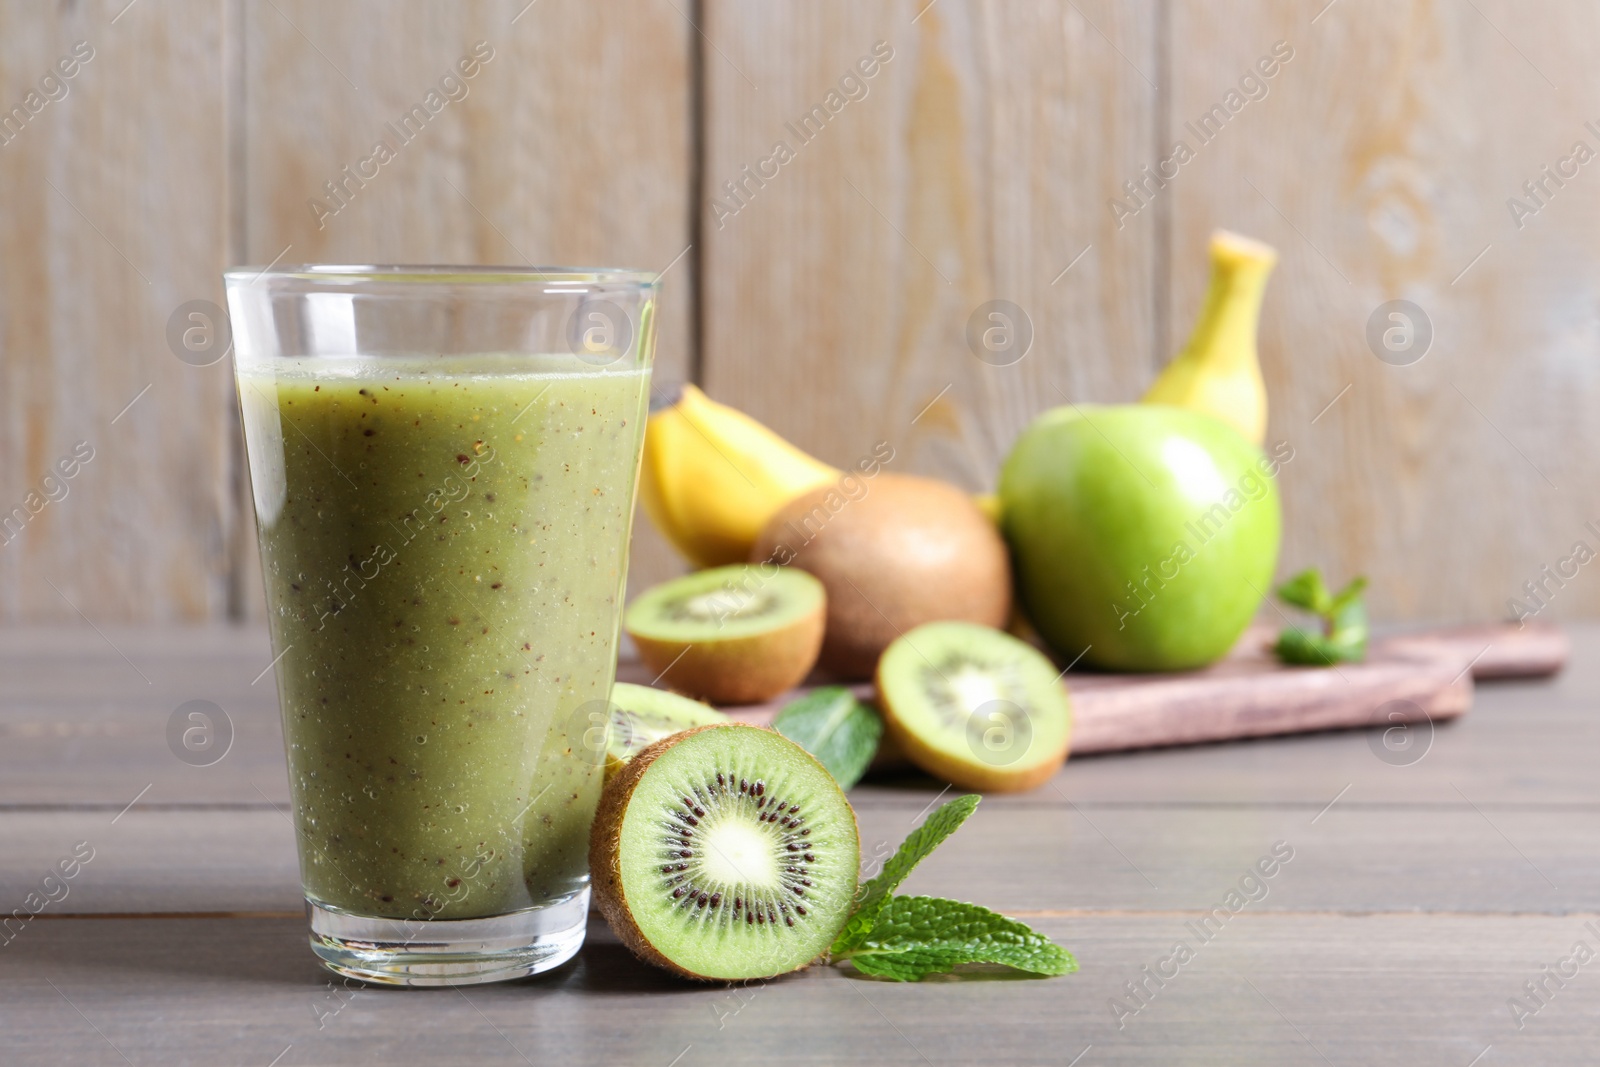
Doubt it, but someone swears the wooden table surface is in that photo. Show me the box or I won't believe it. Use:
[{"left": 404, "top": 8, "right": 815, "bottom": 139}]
[{"left": 1, "top": 623, "right": 1595, "bottom": 1066}]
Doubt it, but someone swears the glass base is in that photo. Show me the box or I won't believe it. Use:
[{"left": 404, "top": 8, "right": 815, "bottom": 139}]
[{"left": 307, "top": 888, "right": 589, "bottom": 986}]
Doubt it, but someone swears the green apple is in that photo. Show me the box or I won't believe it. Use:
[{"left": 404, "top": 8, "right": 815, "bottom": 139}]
[{"left": 998, "top": 404, "right": 1285, "bottom": 671}]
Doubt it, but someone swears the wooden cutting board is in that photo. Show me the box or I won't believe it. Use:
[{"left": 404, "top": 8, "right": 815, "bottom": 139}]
[{"left": 617, "top": 622, "right": 1568, "bottom": 757}]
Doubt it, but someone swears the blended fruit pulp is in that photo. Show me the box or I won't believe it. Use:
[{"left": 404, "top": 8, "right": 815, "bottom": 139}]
[{"left": 239, "top": 355, "right": 649, "bottom": 920}]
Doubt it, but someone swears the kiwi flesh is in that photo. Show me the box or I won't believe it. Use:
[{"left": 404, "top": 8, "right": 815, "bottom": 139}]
[
  {"left": 589, "top": 723, "right": 860, "bottom": 981},
  {"left": 876, "top": 621, "right": 1071, "bottom": 793},
  {"left": 603, "top": 683, "right": 727, "bottom": 781},
  {"left": 624, "top": 565, "right": 826, "bottom": 705}
]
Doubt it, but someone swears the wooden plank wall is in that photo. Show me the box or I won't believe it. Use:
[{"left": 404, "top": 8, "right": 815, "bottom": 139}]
[
  {"left": 1, "top": 0, "right": 1594, "bottom": 624},
  {"left": 1161, "top": 0, "right": 1600, "bottom": 622},
  {"left": 0, "top": 0, "right": 234, "bottom": 622},
  {"left": 702, "top": 0, "right": 1600, "bottom": 625},
  {"left": 699, "top": 0, "right": 1160, "bottom": 499}
]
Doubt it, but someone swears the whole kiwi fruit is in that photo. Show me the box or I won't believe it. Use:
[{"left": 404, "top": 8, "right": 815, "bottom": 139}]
[{"left": 750, "top": 473, "right": 1011, "bottom": 678}]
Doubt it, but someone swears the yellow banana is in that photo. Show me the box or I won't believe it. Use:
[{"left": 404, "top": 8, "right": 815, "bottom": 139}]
[
  {"left": 1143, "top": 229, "right": 1277, "bottom": 445},
  {"left": 638, "top": 384, "right": 839, "bottom": 567}
]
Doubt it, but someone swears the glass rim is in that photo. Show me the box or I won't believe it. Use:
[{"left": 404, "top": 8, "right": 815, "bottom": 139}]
[{"left": 222, "top": 264, "right": 660, "bottom": 290}]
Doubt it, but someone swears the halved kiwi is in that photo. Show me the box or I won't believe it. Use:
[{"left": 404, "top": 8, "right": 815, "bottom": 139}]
[
  {"left": 604, "top": 683, "right": 727, "bottom": 780},
  {"left": 589, "top": 723, "right": 860, "bottom": 981},
  {"left": 876, "top": 621, "right": 1071, "bottom": 793},
  {"left": 624, "top": 565, "right": 826, "bottom": 705}
]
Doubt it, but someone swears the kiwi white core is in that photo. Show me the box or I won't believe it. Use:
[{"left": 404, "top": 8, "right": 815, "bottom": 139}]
[
  {"left": 677, "top": 586, "right": 774, "bottom": 623},
  {"left": 698, "top": 818, "right": 778, "bottom": 886},
  {"left": 947, "top": 666, "right": 1008, "bottom": 718}
]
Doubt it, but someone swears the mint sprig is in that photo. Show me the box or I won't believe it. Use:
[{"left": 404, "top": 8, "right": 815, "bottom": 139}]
[
  {"left": 844, "top": 897, "right": 1075, "bottom": 981},
  {"left": 1272, "top": 568, "right": 1368, "bottom": 666},
  {"left": 833, "top": 794, "right": 980, "bottom": 953},
  {"left": 773, "top": 688, "right": 882, "bottom": 790},
  {"left": 830, "top": 795, "right": 1076, "bottom": 981}
]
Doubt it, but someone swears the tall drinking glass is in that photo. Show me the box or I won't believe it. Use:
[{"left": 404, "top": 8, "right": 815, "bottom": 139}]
[{"left": 225, "top": 266, "right": 657, "bottom": 985}]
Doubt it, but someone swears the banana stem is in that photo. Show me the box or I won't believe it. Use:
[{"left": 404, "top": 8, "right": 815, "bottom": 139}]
[{"left": 1178, "top": 231, "right": 1277, "bottom": 374}]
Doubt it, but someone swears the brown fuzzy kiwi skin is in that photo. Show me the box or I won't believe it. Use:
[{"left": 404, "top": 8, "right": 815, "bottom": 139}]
[
  {"left": 751, "top": 474, "right": 1012, "bottom": 679},
  {"left": 873, "top": 659, "right": 1070, "bottom": 794},
  {"left": 629, "top": 600, "right": 824, "bottom": 705},
  {"left": 587, "top": 722, "right": 861, "bottom": 982}
]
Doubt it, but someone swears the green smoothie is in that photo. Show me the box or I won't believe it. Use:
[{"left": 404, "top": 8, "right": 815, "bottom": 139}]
[{"left": 239, "top": 354, "right": 649, "bottom": 921}]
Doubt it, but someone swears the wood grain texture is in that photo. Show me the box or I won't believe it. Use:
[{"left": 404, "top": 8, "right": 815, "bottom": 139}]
[
  {"left": 716, "top": 622, "right": 1567, "bottom": 755},
  {"left": 1164, "top": 0, "right": 1600, "bottom": 624},
  {"left": 3, "top": 914, "right": 1600, "bottom": 1065},
  {"left": 0, "top": 0, "right": 234, "bottom": 623},
  {"left": 10, "top": 800, "right": 1600, "bottom": 917},
  {"left": 0, "top": 622, "right": 1594, "bottom": 806},
  {"left": 3, "top": 3, "right": 1600, "bottom": 626},
  {"left": 1383, "top": 620, "right": 1570, "bottom": 678},
  {"left": 4, "top": 624, "right": 1600, "bottom": 1061},
  {"left": 1065, "top": 642, "right": 1472, "bottom": 753},
  {"left": 234, "top": 0, "right": 695, "bottom": 612},
  {"left": 698, "top": 0, "right": 1161, "bottom": 492}
]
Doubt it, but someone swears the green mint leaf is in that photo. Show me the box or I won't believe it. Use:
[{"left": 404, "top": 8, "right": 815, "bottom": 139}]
[
  {"left": 1274, "top": 626, "right": 1363, "bottom": 666},
  {"left": 1276, "top": 569, "right": 1331, "bottom": 614},
  {"left": 1273, "top": 570, "right": 1369, "bottom": 666},
  {"left": 831, "top": 794, "right": 980, "bottom": 955},
  {"left": 1329, "top": 599, "right": 1368, "bottom": 656},
  {"left": 838, "top": 896, "right": 1076, "bottom": 981},
  {"left": 1327, "top": 579, "right": 1369, "bottom": 654},
  {"left": 1274, "top": 627, "right": 1340, "bottom": 666},
  {"left": 773, "top": 687, "right": 883, "bottom": 791},
  {"left": 1328, "top": 576, "right": 1369, "bottom": 618}
]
